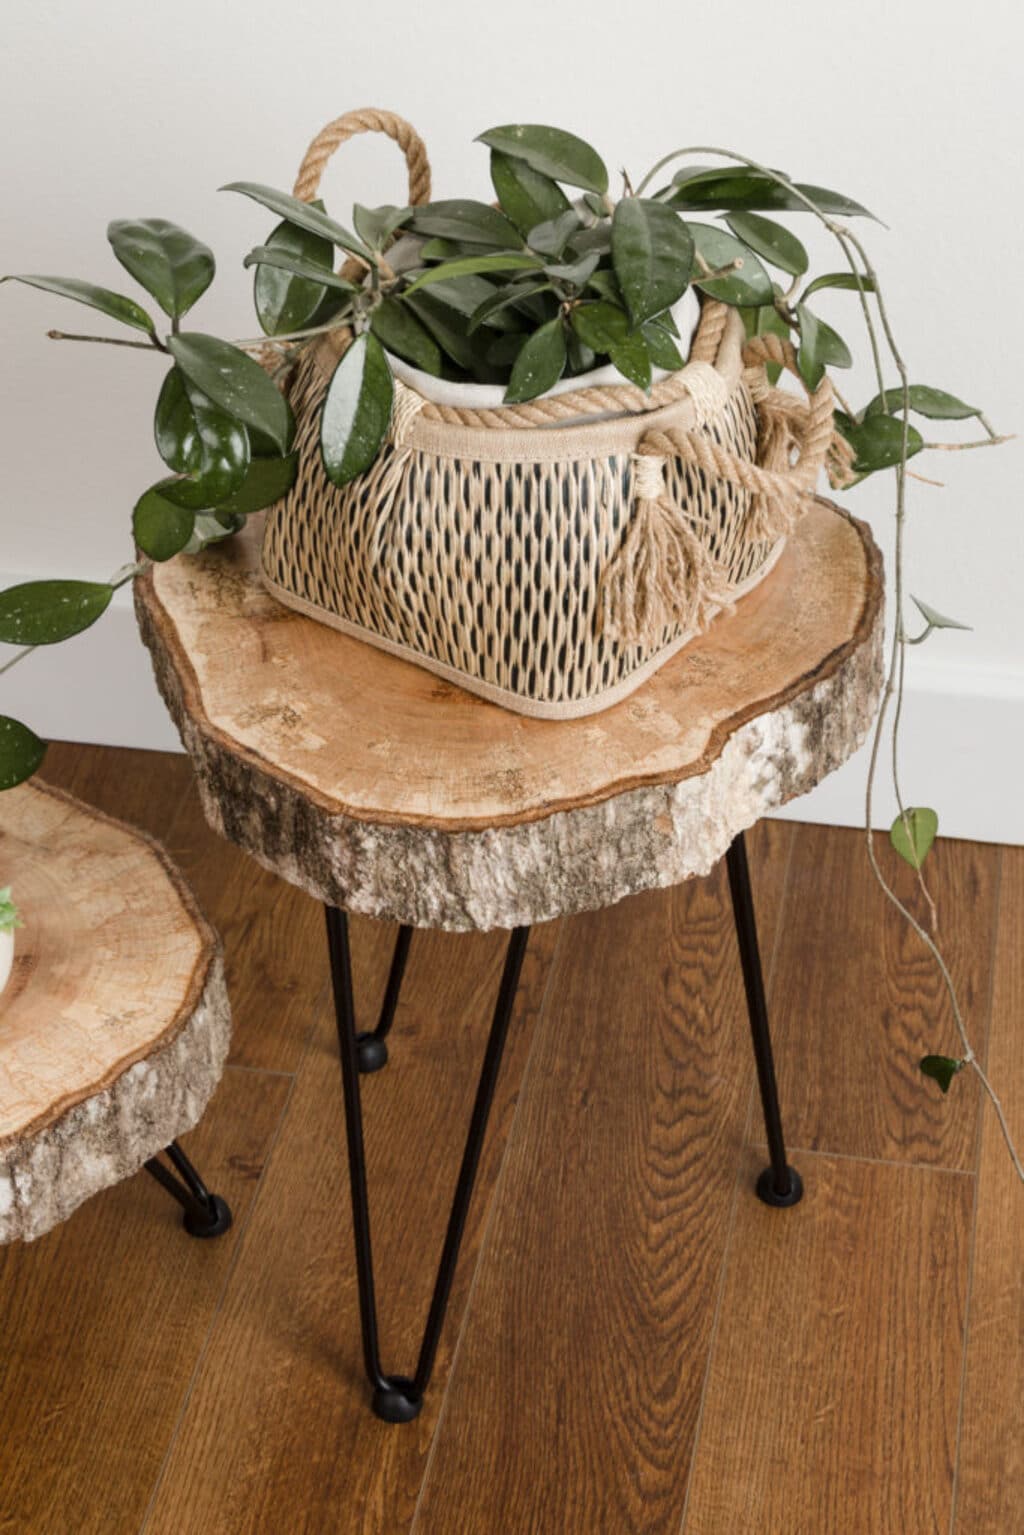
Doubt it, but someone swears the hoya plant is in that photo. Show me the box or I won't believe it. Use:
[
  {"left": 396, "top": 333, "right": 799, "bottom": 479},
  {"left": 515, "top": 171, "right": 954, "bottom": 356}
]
[{"left": 0, "top": 123, "right": 1013, "bottom": 1170}]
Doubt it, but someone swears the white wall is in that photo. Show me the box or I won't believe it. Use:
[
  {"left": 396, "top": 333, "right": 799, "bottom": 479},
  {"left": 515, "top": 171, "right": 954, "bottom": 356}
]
[{"left": 1, "top": 0, "right": 1021, "bottom": 838}]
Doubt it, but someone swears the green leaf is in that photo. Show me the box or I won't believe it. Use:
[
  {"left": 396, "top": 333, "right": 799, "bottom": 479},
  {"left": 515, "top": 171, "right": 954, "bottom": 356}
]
[
  {"left": 221, "top": 183, "right": 372, "bottom": 262},
  {"left": 489, "top": 150, "right": 570, "bottom": 236},
  {"left": 0, "top": 716, "right": 46, "bottom": 791},
  {"left": 408, "top": 200, "right": 522, "bottom": 249},
  {"left": 920, "top": 1055, "right": 963, "bottom": 1094},
  {"left": 476, "top": 125, "right": 609, "bottom": 196},
  {"left": 247, "top": 209, "right": 339, "bottom": 337},
  {"left": 834, "top": 410, "right": 924, "bottom": 473},
  {"left": 411, "top": 274, "right": 523, "bottom": 331},
  {"left": 687, "top": 224, "right": 774, "bottom": 306},
  {"left": 642, "top": 322, "right": 684, "bottom": 371},
  {"left": 107, "top": 219, "right": 214, "bottom": 320},
  {"left": 352, "top": 203, "right": 412, "bottom": 250},
  {"left": 910, "top": 596, "right": 972, "bottom": 634},
  {"left": 724, "top": 211, "right": 808, "bottom": 277},
  {"left": 467, "top": 281, "right": 553, "bottom": 334},
  {"left": 801, "top": 271, "right": 877, "bottom": 300},
  {"left": 569, "top": 222, "right": 612, "bottom": 257},
  {"left": 211, "top": 452, "right": 298, "bottom": 517},
  {"left": 668, "top": 169, "right": 876, "bottom": 220},
  {"left": 154, "top": 367, "right": 250, "bottom": 503},
  {"left": 609, "top": 329, "right": 651, "bottom": 391},
  {"left": 1, "top": 274, "right": 155, "bottom": 335},
  {"left": 863, "top": 385, "right": 980, "bottom": 421},
  {"left": 586, "top": 268, "right": 624, "bottom": 305},
  {"left": 168, "top": 333, "right": 293, "bottom": 456},
  {"left": 0, "top": 580, "right": 112, "bottom": 645},
  {"left": 611, "top": 197, "right": 693, "bottom": 326},
  {"left": 741, "top": 301, "right": 790, "bottom": 384},
  {"left": 403, "top": 251, "right": 542, "bottom": 295},
  {"left": 133, "top": 484, "right": 196, "bottom": 560},
  {"left": 570, "top": 300, "right": 631, "bottom": 355},
  {"left": 371, "top": 297, "right": 443, "bottom": 374},
  {"left": 504, "top": 318, "right": 567, "bottom": 403},
  {"left": 543, "top": 252, "right": 600, "bottom": 286},
  {"left": 526, "top": 210, "right": 582, "bottom": 258},
  {"left": 890, "top": 807, "right": 939, "bottom": 870},
  {"left": 796, "top": 304, "right": 827, "bottom": 389},
  {"left": 320, "top": 333, "right": 393, "bottom": 486}
]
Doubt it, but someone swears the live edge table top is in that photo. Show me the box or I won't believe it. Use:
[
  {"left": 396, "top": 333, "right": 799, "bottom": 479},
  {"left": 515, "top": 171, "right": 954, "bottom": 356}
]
[{"left": 135, "top": 499, "right": 883, "bottom": 932}]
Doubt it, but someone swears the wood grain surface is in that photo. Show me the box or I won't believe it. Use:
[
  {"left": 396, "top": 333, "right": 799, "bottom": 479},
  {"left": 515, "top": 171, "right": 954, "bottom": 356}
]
[
  {"left": 0, "top": 743, "right": 1010, "bottom": 1535},
  {"left": 136, "top": 499, "right": 881, "bottom": 830}
]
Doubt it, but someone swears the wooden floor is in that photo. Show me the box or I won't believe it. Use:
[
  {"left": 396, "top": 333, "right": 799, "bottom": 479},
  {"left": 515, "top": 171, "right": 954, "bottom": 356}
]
[{"left": 1, "top": 742, "right": 1019, "bottom": 1534}]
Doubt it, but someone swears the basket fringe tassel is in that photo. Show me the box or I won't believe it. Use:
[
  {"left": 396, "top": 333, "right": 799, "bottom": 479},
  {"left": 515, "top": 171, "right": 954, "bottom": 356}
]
[{"left": 600, "top": 453, "right": 734, "bottom": 646}]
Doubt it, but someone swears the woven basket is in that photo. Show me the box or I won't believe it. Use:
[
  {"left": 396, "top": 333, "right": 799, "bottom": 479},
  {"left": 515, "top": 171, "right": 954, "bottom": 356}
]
[{"left": 261, "top": 110, "right": 844, "bottom": 720}]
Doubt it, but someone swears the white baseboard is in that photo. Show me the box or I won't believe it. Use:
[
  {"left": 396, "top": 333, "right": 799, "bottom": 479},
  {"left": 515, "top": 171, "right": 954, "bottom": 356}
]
[{"left": 2, "top": 582, "right": 1020, "bottom": 846}]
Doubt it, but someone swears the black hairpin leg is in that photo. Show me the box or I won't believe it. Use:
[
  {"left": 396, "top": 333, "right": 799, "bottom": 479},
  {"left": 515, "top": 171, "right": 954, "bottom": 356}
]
[
  {"left": 143, "top": 1140, "right": 233, "bottom": 1237},
  {"left": 726, "top": 831, "right": 803, "bottom": 1207},
  {"left": 325, "top": 906, "right": 530, "bottom": 1423},
  {"left": 354, "top": 924, "right": 413, "bottom": 1074}
]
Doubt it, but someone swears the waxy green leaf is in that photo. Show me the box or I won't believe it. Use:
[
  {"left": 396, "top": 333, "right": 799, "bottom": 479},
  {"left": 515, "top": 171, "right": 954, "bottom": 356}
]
[
  {"left": 910, "top": 595, "right": 971, "bottom": 634},
  {"left": 919, "top": 1055, "right": 963, "bottom": 1094},
  {"left": 0, "top": 716, "right": 46, "bottom": 791},
  {"left": 211, "top": 452, "right": 298, "bottom": 518},
  {"left": 796, "top": 304, "right": 827, "bottom": 389},
  {"left": 477, "top": 125, "right": 609, "bottom": 196},
  {"left": 834, "top": 410, "right": 924, "bottom": 472},
  {"left": 608, "top": 329, "right": 651, "bottom": 391},
  {"left": 570, "top": 300, "right": 631, "bottom": 355},
  {"left": 864, "top": 385, "right": 979, "bottom": 421},
  {"left": 222, "top": 183, "right": 372, "bottom": 262},
  {"left": 168, "top": 332, "right": 293, "bottom": 455},
  {"left": 527, "top": 210, "right": 583, "bottom": 258},
  {"left": 133, "top": 484, "right": 196, "bottom": 561},
  {"left": 154, "top": 367, "right": 250, "bottom": 505},
  {"left": 504, "top": 317, "right": 567, "bottom": 403},
  {"left": 725, "top": 211, "right": 808, "bottom": 277},
  {"left": 668, "top": 169, "right": 876, "bottom": 220},
  {"left": 612, "top": 198, "right": 693, "bottom": 325},
  {"left": 107, "top": 218, "right": 214, "bottom": 319},
  {"left": 467, "top": 281, "right": 553, "bottom": 334},
  {"left": 543, "top": 252, "right": 600, "bottom": 286},
  {"left": 687, "top": 223, "right": 773, "bottom": 306},
  {"left": 408, "top": 200, "right": 522, "bottom": 249},
  {"left": 641, "top": 322, "right": 684, "bottom": 371},
  {"left": 0, "top": 580, "right": 112, "bottom": 646},
  {"left": 890, "top": 806, "right": 938, "bottom": 870},
  {"left": 321, "top": 333, "right": 393, "bottom": 486},
  {"left": 490, "top": 150, "right": 570, "bottom": 236},
  {"left": 353, "top": 204, "right": 413, "bottom": 250},
  {"left": 247, "top": 208, "right": 338, "bottom": 336},
  {"left": 1, "top": 274, "right": 155, "bottom": 335},
  {"left": 403, "top": 251, "right": 542, "bottom": 295},
  {"left": 371, "top": 297, "right": 443, "bottom": 374},
  {"left": 801, "top": 271, "right": 877, "bottom": 300}
]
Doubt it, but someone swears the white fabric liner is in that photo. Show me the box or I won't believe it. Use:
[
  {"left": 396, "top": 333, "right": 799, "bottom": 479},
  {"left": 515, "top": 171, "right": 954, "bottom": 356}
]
[{"left": 386, "top": 288, "right": 703, "bottom": 410}]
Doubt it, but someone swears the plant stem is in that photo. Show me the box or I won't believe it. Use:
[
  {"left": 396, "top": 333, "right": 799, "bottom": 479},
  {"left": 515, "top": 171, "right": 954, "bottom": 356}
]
[{"left": 47, "top": 329, "right": 164, "bottom": 352}]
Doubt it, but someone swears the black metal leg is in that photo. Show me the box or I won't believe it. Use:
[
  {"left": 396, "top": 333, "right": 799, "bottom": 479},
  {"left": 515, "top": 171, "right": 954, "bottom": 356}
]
[
  {"left": 325, "top": 907, "right": 530, "bottom": 1423},
  {"left": 143, "top": 1140, "right": 233, "bottom": 1237},
  {"left": 354, "top": 924, "right": 413, "bottom": 1074},
  {"left": 725, "top": 832, "right": 803, "bottom": 1208}
]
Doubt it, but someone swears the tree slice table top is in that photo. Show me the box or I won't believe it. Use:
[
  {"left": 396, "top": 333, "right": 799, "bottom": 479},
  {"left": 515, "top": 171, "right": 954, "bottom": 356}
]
[
  {"left": 0, "top": 780, "right": 230, "bottom": 1243},
  {"left": 136, "top": 499, "right": 883, "bottom": 931}
]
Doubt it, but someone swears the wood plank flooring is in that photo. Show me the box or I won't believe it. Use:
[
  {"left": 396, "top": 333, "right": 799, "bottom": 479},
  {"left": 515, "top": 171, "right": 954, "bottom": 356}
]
[{"left": 0, "top": 742, "right": 1017, "bottom": 1533}]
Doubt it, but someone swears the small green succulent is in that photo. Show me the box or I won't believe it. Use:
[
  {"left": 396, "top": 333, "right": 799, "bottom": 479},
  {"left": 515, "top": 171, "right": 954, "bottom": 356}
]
[{"left": 0, "top": 887, "right": 21, "bottom": 934}]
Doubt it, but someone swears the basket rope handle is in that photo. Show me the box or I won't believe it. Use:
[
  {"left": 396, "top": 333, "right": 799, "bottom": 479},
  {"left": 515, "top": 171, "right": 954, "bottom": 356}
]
[{"left": 293, "top": 108, "right": 432, "bottom": 206}]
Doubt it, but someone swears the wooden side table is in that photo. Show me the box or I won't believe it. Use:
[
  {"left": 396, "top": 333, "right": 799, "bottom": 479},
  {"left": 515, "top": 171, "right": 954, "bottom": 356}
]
[
  {"left": 136, "top": 497, "right": 883, "bottom": 1422},
  {"left": 0, "top": 780, "right": 233, "bottom": 1244}
]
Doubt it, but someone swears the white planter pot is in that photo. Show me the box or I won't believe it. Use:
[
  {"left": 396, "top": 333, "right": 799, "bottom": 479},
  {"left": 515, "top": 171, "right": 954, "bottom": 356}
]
[{"left": 0, "top": 929, "right": 13, "bottom": 996}]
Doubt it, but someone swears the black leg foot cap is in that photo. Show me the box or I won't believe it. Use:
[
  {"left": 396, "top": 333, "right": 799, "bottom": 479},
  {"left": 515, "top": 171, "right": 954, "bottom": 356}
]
[
  {"left": 756, "top": 1166, "right": 804, "bottom": 1208},
  {"left": 372, "top": 1377, "right": 422, "bottom": 1424},
  {"left": 356, "top": 1033, "right": 389, "bottom": 1074},
  {"left": 183, "top": 1194, "right": 234, "bottom": 1238}
]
